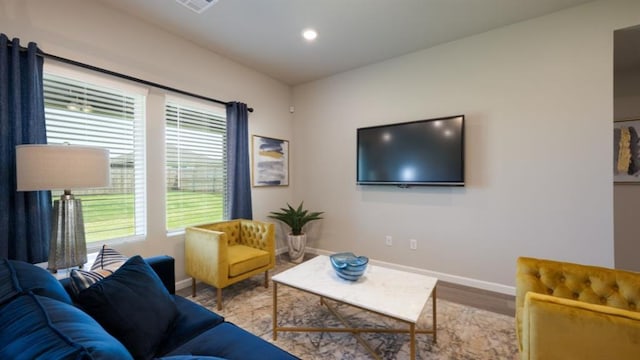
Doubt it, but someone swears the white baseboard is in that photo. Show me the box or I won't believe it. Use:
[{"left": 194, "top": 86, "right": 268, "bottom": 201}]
[
  {"left": 306, "top": 247, "right": 516, "bottom": 296},
  {"left": 176, "top": 278, "right": 192, "bottom": 291},
  {"left": 175, "top": 246, "right": 515, "bottom": 296}
]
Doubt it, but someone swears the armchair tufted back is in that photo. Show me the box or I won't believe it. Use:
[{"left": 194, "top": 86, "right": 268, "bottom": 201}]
[
  {"left": 238, "top": 219, "right": 273, "bottom": 251},
  {"left": 195, "top": 219, "right": 273, "bottom": 249},
  {"left": 516, "top": 257, "right": 640, "bottom": 348}
]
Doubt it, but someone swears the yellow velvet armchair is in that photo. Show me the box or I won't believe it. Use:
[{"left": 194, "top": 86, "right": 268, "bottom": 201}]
[
  {"left": 185, "top": 219, "right": 275, "bottom": 310},
  {"left": 516, "top": 257, "right": 640, "bottom": 360}
]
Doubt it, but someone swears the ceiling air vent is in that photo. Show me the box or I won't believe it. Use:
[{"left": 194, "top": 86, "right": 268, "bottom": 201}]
[{"left": 176, "top": 0, "right": 219, "bottom": 14}]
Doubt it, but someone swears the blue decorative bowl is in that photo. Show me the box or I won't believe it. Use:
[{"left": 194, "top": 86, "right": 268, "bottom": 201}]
[{"left": 330, "top": 252, "right": 369, "bottom": 281}]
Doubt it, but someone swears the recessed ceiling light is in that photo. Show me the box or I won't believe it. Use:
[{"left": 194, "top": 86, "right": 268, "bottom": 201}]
[{"left": 302, "top": 29, "right": 318, "bottom": 41}]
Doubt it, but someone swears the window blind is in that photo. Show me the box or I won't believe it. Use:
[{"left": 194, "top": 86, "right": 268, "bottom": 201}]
[
  {"left": 165, "top": 100, "right": 226, "bottom": 231},
  {"left": 43, "top": 73, "right": 146, "bottom": 243}
]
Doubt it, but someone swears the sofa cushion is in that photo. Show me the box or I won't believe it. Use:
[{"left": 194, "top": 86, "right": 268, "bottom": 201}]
[
  {"left": 76, "top": 255, "right": 178, "bottom": 360},
  {"left": 69, "top": 268, "right": 114, "bottom": 296},
  {"left": 155, "top": 296, "right": 225, "bottom": 356},
  {"left": 0, "top": 258, "right": 71, "bottom": 306},
  {"left": 0, "top": 293, "right": 132, "bottom": 360},
  {"left": 146, "top": 255, "right": 176, "bottom": 294},
  {"left": 92, "top": 244, "right": 128, "bottom": 271},
  {"left": 156, "top": 356, "right": 227, "bottom": 360},
  {"left": 165, "top": 322, "right": 299, "bottom": 360},
  {"left": 227, "top": 245, "right": 270, "bottom": 277},
  {"left": 68, "top": 245, "right": 129, "bottom": 296}
]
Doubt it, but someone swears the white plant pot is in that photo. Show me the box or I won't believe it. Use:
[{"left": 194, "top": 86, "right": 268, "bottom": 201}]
[{"left": 287, "top": 233, "right": 307, "bottom": 263}]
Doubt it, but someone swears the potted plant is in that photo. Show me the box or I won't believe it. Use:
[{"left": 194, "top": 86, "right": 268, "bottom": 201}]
[{"left": 268, "top": 202, "right": 323, "bottom": 263}]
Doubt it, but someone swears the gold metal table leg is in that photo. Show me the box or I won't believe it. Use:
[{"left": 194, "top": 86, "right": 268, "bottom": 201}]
[
  {"left": 271, "top": 282, "right": 438, "bottom": 358},
  {"left": 410, "top": 323, "right": 416, "bottom": 360},
  {"left": 322, "top": 300, "right": 381, "bottom": 360},
  {"left": 433, "top": 286, "right": 437, "bottom": 343},
  {"left": 273, "top": 281, "right": 278, "bottom": 340}
]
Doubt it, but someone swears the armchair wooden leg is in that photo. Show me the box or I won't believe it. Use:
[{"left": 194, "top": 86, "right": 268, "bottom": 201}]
[
  {"left": 264, "top": 270, "right": 269, "bottom": 288},
  {"left": 217, "top": 287, "right": 223, "bottom": 311},
  {"left": 191, "top": 278, "right": 196, "bottom": 297}
]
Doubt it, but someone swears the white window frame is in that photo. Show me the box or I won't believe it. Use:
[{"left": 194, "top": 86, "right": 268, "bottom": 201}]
[
  {"left": 164, "top": 94, "right": 227, "bottom": 234},
  {"left": 43, "top": 62, "right": 148, "bottom": 249}
]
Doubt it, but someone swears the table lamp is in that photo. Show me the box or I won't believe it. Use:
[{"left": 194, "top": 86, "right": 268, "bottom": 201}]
[{"left": 16, "top": 144, "right": 110, "bottom": 272}]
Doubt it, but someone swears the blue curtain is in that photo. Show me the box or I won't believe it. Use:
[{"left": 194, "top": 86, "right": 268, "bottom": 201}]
[
  {"left": 225, "top": 101, "right": 252, "bottom": 219},
  {"left": 0, "top": 34, "right": 51, "bottom": 263}
]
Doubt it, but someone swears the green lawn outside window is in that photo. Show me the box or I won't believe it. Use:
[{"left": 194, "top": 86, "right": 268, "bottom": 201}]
[{"left": 79, "top": 191, "right": 223, "bottom": 242}]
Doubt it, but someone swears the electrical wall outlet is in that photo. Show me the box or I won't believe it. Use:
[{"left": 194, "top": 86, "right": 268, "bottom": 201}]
[
  {"left": 410, "top": 239, "right": 417, "bottom": 250},
  {"left": 385, "top": 235, "right": 393, "bottom": 246}
]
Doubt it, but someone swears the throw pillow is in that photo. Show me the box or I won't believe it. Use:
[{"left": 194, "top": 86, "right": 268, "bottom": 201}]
[
  {"left": 157, "top": 356, "right": 227, "bottom": 360},
  {"left": 0, "top": 258, "right": 72, "bottom": 306},
  {"left": 69, "top": 268, "right": 114, "bottom": 296},
  {"left": 69, "top": 245, "right": 128, "bottom": 296},
  {"left": 92, "top": 244, "right": 128, "bottom": 271},
  {"left": 0, "top": 293, "right": 133, "bottom": 360},
  {"left": 76, "top": 255, "right": 178, "bottom": 360}
]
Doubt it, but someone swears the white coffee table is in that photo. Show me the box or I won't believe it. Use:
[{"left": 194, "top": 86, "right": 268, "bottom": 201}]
[{"left": 272, "top": 255, "right": 438, "bottom": 360}]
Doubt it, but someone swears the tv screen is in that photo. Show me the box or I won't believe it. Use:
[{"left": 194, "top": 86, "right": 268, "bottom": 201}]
[{"left": 357, "top": 115, "right": 464, "bottom": 186}]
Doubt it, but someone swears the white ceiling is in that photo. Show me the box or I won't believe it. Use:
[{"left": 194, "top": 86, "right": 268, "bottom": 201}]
[{"left": 96, "top": 0, "right": 596, "bottom": 85}]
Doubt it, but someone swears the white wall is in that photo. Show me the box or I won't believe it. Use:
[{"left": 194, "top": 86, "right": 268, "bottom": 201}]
[
  {"left": 0, "top": 0, "right": 294, "bottom": 281},
  {"left": 292, "top": 0, "right": 640, "bottom": 292},
  {"left": 4, "top": 0, "right": 639, "bottom": 293}
]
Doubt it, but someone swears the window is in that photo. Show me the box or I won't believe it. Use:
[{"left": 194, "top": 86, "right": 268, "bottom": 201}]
[
  {"left": 43, "top": 69, "right": 146, "bottom": 243},
  {"left": 165, "top": 99, "right": 226, "bottom": 231}
]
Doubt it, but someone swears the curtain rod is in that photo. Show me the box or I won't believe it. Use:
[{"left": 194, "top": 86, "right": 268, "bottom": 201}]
[
  {"left": 44, "top": 53, "right": 254, "bottom": 113},
  {"left": 8, "top": 42, "right": 253, "bottom": 112}
]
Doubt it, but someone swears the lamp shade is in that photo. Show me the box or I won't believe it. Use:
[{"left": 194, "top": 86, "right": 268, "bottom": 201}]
[{"left": 16, "top": 144, "right": 111, "bottom": 191}]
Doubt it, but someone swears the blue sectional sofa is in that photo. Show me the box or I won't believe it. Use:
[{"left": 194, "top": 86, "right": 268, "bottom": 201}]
[{"left": 0, "top": 255, "right": 298, "bottom": 360}]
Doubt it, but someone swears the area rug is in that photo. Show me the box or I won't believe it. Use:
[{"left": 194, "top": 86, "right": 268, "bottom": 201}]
[{"left": 183, "top": 258, "right": 520, "bottom": 359}]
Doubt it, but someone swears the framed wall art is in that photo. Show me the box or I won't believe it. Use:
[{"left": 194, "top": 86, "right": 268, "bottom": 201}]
[
  {"left": 251, "top": 135, "right": 289, "bottom": 187},
  {"left": 614, "top": 119, "right": 640, "bottom": 183}
]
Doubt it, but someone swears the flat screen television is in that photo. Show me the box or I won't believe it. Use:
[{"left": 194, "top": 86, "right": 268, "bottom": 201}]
[{"left": 357, "top": 115, "right": 464, "bottom": 186}]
